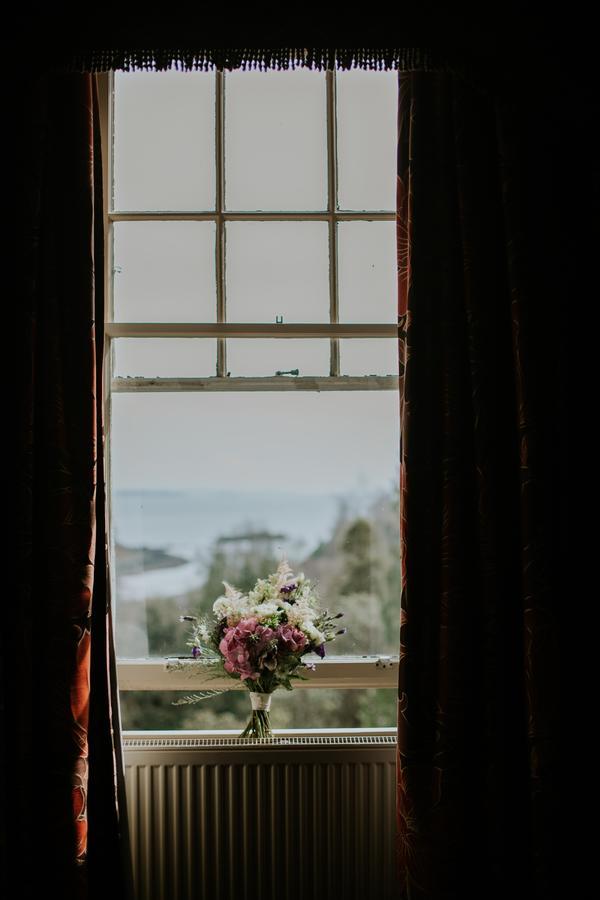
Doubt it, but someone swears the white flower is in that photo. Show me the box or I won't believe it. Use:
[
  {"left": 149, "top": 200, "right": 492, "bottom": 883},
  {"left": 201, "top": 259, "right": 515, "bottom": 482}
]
[
  {"left": 212, "top": 581, "right": 251, "bottom": 620},
  {"left": 213, "top": 598, "right": 232, "bottom": 619},
  {"left": 296, "top": 599, "right": 317, "bottom": 618},
  {"left": 223, "top": 581, "right": 244, "bottom": 601},
  {"left": 301, "top": 621, "right": 326, "bottom": 645},
  {"left": 213, "top": 592, "right": 249, "bottom": 621},
  {"left": 248, "top": 578, "right": 277, "bottom": 605},
  {"left": 276, "top": 558, "right": 294, "bottom": 581},
  {"left": 285, "top": 607, "right": 303, "bottom": 626},
  {"left": 253, "top": 601, "right": 280, "bottom": 621}
]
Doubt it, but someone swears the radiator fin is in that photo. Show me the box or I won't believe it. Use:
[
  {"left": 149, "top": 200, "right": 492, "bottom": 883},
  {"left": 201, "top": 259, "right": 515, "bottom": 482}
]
[{"left": 124, "top": 740, "right": 398, "bottom": 900}]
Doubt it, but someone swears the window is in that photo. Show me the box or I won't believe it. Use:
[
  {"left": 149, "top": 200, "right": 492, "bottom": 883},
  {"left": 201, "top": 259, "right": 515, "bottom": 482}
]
[{"left": 99, "top": 65, "right": 401, "bottom": 732}]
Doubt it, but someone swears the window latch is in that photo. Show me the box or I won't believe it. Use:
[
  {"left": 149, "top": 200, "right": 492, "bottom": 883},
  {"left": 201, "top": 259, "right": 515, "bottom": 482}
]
[
  {"left": 276, "top": 368, "right": 299, "bottom": 377},
  {"left": 375, "top": 656, "right": 393, "bottom": 669}
]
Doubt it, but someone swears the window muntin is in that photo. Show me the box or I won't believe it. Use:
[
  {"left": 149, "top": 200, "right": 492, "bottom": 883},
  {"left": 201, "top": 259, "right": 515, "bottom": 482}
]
[{"left": 104, "top": 66, "right": 401, "bottom": 730}]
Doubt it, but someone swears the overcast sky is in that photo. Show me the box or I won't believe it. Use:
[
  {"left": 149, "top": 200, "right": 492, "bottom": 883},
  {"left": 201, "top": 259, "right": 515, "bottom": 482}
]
[{"left": 111, "top": 391, "right": 400, "bottom": 495}]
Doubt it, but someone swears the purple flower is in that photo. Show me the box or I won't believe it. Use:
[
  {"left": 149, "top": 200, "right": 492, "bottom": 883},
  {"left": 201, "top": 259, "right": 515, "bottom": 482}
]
[
  {"left": 191, "top": 646, "right": 202, "bottom": 658},
  {"left": 280, "top": 582, "right": 297, "bottom": 595},
  {"left": 254, "top": 625, "right": 276, "bottom": 652},
  {"left": 314, "top": 643, "right": 326, "bottom": 659}
]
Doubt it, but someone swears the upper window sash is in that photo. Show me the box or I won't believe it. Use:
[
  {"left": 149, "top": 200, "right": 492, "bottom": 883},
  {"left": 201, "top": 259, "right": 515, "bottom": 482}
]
[{"left": 100, "top": 70, "right": 398, "bottom": 336}]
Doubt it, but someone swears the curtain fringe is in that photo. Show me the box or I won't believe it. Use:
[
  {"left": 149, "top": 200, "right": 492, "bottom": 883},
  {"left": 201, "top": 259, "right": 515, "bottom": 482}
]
[{"left": 67, "top": 47, "right": 466, "bottom": 73}]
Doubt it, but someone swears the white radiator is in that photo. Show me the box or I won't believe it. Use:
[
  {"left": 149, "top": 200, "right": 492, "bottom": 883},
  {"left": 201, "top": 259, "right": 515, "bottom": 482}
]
[{"left": 123, "top": 733, "right": 399, "bottom": 900}]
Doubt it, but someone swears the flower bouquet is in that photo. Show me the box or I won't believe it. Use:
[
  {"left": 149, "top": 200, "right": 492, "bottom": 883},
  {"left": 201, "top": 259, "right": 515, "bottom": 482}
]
[{"left": 170, "top": 560, "right": 346, "bottom": 738}]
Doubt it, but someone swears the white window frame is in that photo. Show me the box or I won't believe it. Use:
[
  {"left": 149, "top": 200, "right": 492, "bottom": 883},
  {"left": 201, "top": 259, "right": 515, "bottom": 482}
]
[{"left": 97, "top": 69, "right": 400, "bottom": 701}]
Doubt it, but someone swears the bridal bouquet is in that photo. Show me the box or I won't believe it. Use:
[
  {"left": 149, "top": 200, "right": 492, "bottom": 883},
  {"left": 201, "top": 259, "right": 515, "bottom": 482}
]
[{"left": 171, "top": 559, "right": 346, "bottom": 738}]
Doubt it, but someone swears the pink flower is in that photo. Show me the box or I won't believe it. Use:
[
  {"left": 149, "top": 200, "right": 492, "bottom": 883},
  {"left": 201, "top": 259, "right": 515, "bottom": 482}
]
[
  {"left": 219, "top": 619, "right": 261, "bottom": 681},
  {"left": 235, "top": 617, "right": 259, "bottom": 637},
  {"left": 218, "top": 626, "right": 237, "bottom": 657},
  {"left": 223, "top": 646, "right": 259, "bottom": 681},
  {"left": 276, "top": 624, "right": 307, "bottom": 653},
  {"left": 254, "top": 625, "right": 275, "bottom": 649}
]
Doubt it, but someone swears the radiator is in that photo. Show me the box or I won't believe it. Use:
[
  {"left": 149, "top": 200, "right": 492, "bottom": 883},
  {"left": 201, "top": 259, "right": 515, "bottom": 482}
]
[{"left": 123, "top": 733, "right": 399, "bottom": 900}]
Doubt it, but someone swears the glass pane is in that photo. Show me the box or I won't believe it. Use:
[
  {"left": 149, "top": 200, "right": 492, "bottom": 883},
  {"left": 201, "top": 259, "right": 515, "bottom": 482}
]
[
  {"left": 225, "top": 69, "right": 327, "bottom": 211},
  {"left": 111, "top": 392, "right": 400, "bottom": 659},
  {"left": 113, "top": 221, "right": 216, "bottom": 322},
  {"left": 113, "top": 70, "right": 215, "bottom": 211},
  {"left": 340, "top": 339, "right": 399, "bottom": 376},
  {"left": 336, "top": 70, "right": 397, "bottom": 211},
  {"left": 226, "top": 339, "right": 329, "bottom": 376},
  {"left": 113, "top": 339, "right": 217, "bottom": 378},
  {"left": 226, "top": 222, "right": 329, "bottom": 323},
  {"left": 338, "top": 222, "right": 397, "bottom": 323},
  {"left": 120, "top": 688, "right": 397, "bottom": 730}
]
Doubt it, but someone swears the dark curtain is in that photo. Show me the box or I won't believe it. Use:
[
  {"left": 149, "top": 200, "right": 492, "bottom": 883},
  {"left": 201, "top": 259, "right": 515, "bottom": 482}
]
[
  {"left": 395, "top": 68, "right": 559, "bottom": 899},
  {"left": 2, "top": 72, "right": 134, "bottom": 900}
]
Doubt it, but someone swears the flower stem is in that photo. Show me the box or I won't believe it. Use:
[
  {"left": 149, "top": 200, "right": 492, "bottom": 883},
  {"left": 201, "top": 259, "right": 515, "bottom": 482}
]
[{"left": 239, "top": 709, "right": 273, "bottom": 739}]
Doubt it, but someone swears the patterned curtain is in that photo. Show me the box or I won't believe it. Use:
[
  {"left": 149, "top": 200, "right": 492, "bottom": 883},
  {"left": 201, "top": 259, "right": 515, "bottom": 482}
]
[
  {"left": 395, "top": 69, "right": 558, "bottom": 899},
  {"left": 3, "top": 72, "right": 134, "bottom": 899}
]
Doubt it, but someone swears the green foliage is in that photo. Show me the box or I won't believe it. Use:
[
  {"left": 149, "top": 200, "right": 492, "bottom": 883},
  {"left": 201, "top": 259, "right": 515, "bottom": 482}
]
[
  {"left": 146, "top": 595, "right": 188, "bottom": 656},
  {"left": 120, "top": 688, "right": 397, "bottom": 730}
]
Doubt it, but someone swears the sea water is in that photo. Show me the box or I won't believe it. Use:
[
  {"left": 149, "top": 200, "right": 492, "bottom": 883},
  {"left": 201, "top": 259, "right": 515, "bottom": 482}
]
[{"left": 111, "top": 488, "right": 369, "bottom": 601}]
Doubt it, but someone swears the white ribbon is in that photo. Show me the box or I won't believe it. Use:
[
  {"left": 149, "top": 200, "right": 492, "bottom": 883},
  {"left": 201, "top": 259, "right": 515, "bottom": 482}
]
[{"left": 249, "top": 692, "right": 273, "bottom": 711}]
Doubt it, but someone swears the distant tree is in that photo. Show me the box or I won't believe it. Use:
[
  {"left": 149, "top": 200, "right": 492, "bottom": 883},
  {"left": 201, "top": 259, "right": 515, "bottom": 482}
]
[
  {"left": 337, "top": 592, "right": 386, "bottom": 654},
  {"left": 194, "top": 531, "right": 284, "bottom": 608},
  {"left": 193, "top": 545, "right": 229, "bottom": 616},
  {"left": 146, "top": 594, "right": 189, "bottom": 656}
]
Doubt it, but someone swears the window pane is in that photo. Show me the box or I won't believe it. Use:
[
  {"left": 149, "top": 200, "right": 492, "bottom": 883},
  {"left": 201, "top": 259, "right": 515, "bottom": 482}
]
[
  {"left": 336, "top": 70, "right": 397, "bottom": 211},
  {"left": 111, "top": 392, "right": 400, "bottom": 659},
  {"left": 113, "top": 339, "right": 217, "bottom": 378},
  {"left": 226, "top": 222, "right": 329, "bottom": 323},
  {"left": 225, "top": 69, "right": 327, "bottom": 211},
  {"left": 340, "top": 339, "right": 399, "bottom": 376},
  {"left": 338, "top": 222, "right": 397, "bottom": 323},
  {"left": 226, "top": 339, "right": 329, "bottom": 376},
  {"left": 113, "top": 70, "right": 215, "bottom": 211},
  {"left": 120, "top": 689, "right": 397, "bottom": 730},
  {"left": 113, "top": 221, "right": 216, "bottom": 322}
]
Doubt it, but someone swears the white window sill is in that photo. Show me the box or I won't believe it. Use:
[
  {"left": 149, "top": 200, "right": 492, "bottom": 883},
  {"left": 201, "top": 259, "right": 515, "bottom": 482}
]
[
  {"left": 117, "top": 655, "right": 399, "bottom": 690},
  {"left": 122, "top": 727, "right": 398, "bottom": 746}
]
